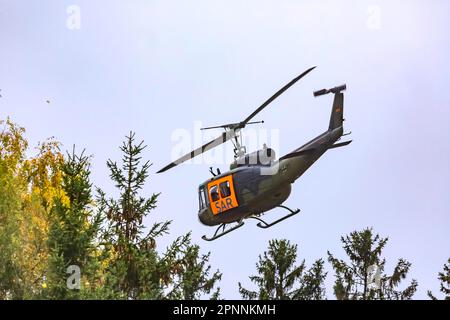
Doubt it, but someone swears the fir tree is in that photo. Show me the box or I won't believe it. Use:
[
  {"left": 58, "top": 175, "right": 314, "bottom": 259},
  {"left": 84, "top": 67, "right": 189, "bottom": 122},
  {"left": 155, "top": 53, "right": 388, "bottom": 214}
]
[
  {"left": 98, "top": 132, "right": 175, "bottom": 299},
  {"left": 428, "top": 258, "right": 450, "bottom": 300},
  {"left": 167, "top": 239, "right": 222, "bottom": 300},
  {"left": 292, "top": 259, "right": 327, "bottom": 300},
  {"left": 45, "top": 148, "right": 102, "bottom": 299},
  {"left": 328, "top": 227, "right": 418, "bottom": 300},
  {"left": 239, "top": 239, "right": 326, "bottom": 300}
]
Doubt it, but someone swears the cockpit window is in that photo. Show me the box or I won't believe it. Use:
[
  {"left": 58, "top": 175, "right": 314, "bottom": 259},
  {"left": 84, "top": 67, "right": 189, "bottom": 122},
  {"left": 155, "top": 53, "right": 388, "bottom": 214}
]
[
  {"left": 199, "top": 187, "right": 207, "bottom": 209},
  {"left": 209, "top": 185, "right": 220, "bottom": 202},
  {"left": 219, "top": 181, "right": 231, "bottom": 198}
]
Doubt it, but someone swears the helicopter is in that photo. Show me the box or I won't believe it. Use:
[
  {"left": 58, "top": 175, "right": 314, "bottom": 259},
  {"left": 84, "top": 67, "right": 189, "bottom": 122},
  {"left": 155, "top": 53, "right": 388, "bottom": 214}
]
[{"left": 158, "top": 66, "right": 352, "bottom": 241}]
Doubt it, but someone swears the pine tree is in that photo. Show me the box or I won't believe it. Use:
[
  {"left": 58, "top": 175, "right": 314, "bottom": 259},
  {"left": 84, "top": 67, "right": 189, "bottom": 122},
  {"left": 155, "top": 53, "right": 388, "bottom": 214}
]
[
  {"left": 239, "top": 239, "right": 326, "bottom": 300},
  {"left": 292, "top": 259, "right": 327, "bottom": 300},
  {"left": 328, "top": 227, "right": 418, "bottom": 300},
  {"left": 44, "top": 148, "right": 103, "bottom": 299},
  {"left": 428, "top": 258, "right": 450, "bottom": 300},
  {"left": 167, "top": 238, "right": 222, "bottom": 300},
  {"left": 98, "top": 132, "right": 178, "bottom": 299}
]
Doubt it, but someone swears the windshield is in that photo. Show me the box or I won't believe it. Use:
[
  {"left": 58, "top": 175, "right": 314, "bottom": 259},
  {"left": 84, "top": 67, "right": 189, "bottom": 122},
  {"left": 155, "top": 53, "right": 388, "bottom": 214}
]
[{"left": 198, "top": 187, "right": 207, "bottom": 209}]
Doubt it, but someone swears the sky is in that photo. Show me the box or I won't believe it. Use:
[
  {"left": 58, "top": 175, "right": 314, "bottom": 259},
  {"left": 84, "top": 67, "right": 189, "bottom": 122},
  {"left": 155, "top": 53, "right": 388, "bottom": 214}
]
[{"left": 1, "top": 0, "right": 449, "bottom": 299}]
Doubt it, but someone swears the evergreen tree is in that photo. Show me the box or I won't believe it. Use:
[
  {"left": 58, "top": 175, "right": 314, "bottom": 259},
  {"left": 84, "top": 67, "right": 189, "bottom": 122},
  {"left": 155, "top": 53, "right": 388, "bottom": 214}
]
[
  {"left": 167, "top": 239, "right": 222, "bottom": 300},
  {"left": 427, "top": 258, "right": 450, "bottom": 300},
  {"left": 239, "top": 239, "right": 326, "bottom": 300},
  {"left": 98, "top": 132, "right": 184, "bottom": 299},
  {"left": 292, "top": 259, "right": 327, "bottom": 300},
  {"left": 328, "top": 227, "right": 418, "bottom": 300},
  {"left": 44, "top": 148, "right": 102, "bottom": 299}
]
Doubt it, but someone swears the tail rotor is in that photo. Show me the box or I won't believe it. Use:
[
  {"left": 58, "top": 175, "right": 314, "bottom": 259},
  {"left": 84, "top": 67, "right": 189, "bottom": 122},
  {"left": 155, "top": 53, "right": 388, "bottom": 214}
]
[
  {"left": 313, "top": 84, "right": 346, "bottom": 97},
  {"left": 313, "top": 84, "right": 347, "bottom": 131}
]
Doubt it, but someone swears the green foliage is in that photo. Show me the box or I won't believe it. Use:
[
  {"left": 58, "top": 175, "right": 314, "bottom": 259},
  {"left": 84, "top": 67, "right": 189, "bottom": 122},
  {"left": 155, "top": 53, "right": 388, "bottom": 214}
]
[
  {"left": 428, "top": 258, "right": 450, "bottom": 300},
  {"left": 43, "top": 148, "right": 103, "bottom": 299},
  {"left": 292, "top": 259, "right": 327, "bottom": 300},
  {"left": 328, "top": 227, "right": 418, "bottom": 300},
  {"left": 97, "top": 132, "right": 169, "bottom": 299},
  {"left": 167, "top": 238, "right": 222, "bottom": 300},
  {"left": 96, "top": 132, "right": 221, "bottom": 300},
  {"left": 239, "top": 239, "right": 326, "bottom": 300}
]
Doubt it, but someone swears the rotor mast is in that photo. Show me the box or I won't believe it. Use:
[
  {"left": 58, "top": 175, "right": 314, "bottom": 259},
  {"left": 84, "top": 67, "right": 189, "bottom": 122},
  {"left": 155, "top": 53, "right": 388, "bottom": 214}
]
[{"left": 200, "top": 120, "right": 265, "bottom": 159}]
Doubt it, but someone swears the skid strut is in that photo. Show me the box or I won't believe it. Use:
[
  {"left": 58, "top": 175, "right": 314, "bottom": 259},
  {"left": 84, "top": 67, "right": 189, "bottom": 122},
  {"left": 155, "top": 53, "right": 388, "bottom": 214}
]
[
  {"left": 202, "top": 219, "right": 245, "bottom": 241},
  {"left": 250, "top": 205, "right": 300, "bottom": 229}
]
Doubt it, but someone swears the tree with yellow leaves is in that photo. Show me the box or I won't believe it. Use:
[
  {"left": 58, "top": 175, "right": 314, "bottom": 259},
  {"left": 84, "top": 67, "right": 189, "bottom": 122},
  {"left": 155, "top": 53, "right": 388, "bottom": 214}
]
[
  {"left": 0, "top": 118, "right": 28, "bottom": 299},
  {"left": 0, "top": 118, "right": 66, "bottom": 298},
  {"left": 19, "top": 138, "right": 67, "bottom": 297}
]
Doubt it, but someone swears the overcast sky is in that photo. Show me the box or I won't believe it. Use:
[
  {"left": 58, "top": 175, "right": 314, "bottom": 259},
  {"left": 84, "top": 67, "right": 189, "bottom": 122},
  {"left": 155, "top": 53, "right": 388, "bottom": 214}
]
[{"left": 1, "top": 0, "right": 449, "bottom": 299}]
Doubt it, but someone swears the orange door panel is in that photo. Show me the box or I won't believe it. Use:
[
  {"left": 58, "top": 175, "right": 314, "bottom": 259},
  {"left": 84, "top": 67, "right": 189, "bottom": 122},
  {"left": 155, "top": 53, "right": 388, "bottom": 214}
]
[{"left": 207, "top": 175, "right": 239, "bottom": 215}]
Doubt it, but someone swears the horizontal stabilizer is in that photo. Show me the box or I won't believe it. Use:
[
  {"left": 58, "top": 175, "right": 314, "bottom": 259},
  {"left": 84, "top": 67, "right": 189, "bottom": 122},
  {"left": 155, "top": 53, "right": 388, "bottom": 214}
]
[
  {"left": 279, "top": 148, "right": 316, "bottom": 161},
  {"left": 329, "top": 140, "right": 352, "bottom": 149}
]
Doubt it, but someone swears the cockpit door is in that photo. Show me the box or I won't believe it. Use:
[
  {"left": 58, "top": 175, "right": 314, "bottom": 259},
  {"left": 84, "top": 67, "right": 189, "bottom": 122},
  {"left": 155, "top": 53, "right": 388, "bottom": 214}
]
[{"left": 207, "top": 175, "right": 239, "bottom": 215}]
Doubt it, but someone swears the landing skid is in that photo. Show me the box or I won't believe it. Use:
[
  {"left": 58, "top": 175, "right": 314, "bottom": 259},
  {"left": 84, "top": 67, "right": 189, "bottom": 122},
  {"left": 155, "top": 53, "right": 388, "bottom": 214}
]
[
  {"left": 202, "top": 219, "right": 244, "bottom": 241},
  {"left": 250, "top": 205, "right": 300, "bottom": 229},
  {"left": 201, "top": 206, "right": 300, "bottom": 241}
]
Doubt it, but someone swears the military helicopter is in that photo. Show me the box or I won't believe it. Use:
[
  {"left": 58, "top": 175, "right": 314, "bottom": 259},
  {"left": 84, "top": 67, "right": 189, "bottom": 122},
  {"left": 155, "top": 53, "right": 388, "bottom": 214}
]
[{"left": 158, "top": 67, "right": 351, "bottom": 241}]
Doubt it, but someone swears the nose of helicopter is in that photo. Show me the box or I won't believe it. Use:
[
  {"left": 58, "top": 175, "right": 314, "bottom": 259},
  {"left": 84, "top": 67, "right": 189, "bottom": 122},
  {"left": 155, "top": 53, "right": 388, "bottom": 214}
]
[{"left": 198, "top": 208, "right": 215, "bottom": 226}]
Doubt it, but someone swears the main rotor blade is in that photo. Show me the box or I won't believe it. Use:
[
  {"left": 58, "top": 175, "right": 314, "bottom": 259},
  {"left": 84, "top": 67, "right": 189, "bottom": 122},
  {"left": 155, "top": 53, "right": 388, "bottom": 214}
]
[
  {"left": 157, "top": 130, "right": 237, "bottom": 173},
  {"left": 240, "top": 66, "right": 316, "bottom": 127},
  {"left": 200, "top": 122, "right": 239, "bottom": 131}
]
